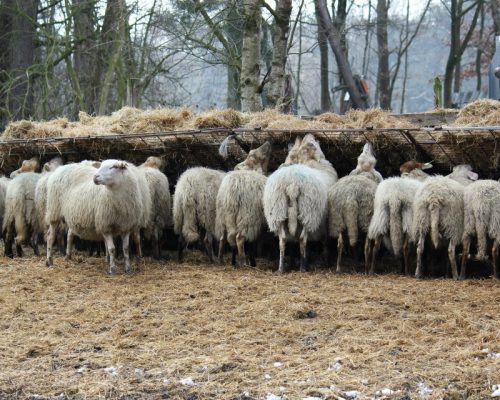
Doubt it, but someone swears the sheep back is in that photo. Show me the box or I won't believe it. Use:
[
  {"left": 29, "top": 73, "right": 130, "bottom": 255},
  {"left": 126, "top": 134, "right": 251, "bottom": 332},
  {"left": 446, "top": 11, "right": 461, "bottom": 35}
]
[
  {"left": 328, "top": 175, "right": 377, "bottom": 246},
  {"left": 173, "top": 167, "right": 225, "bottom": 243},
  {"left": 215, "top": 170, "right": 267, "bottom": 245}
]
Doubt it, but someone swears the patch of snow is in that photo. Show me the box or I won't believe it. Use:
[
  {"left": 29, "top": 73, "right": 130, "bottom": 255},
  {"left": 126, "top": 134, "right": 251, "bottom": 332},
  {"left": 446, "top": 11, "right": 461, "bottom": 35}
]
[
  {"left": 196, "top": 365, "right": 208, "bottom": 372},
  {"left": 279, "top": 386, "right": 286, "bottom": 392},
  {"left": 163, "top": 378, "right": 170, "bottom": 384},
  {"left": 491, "top": 384, "right": 500, "bottom": 397},
  {"left": 302, "top": 397, "right": 322, "bottom": 400},
  {"left": 264, "top": 373, "right": 272, "bottom": 380},
  {"left": 375, "top": 388, "right": 395, "bottom": 396},
  {"left": 266, "top": 393, "right": 285, "bottom": 400},
  {"left": 134, "top": 368, "right": 144, "bottom": 377},
  {"left": 344, "top": 390, "right": 360, "bottom": 398},
  {"left": 329, "top": 384, "right": 336, "bottom": 391},
  {"left": 179, "top": 377, "right": 195, "bottom": 386},
  {"left": 361, "top": 379, "right": 369, "bottom": 385},
  {"left": 488, "top": 352, "right": 500, "bottom": 359},
  {"left": 274, "top": 362, "right": 284, "bottom": 368},
  {"left": 103, "top": 366, "right": 118, "bottom": 376},
  {"left": 481, "top": 348, "right": 490, "bottom": 353},
  {"left": 328, "top": 362, "right": 342, "bottom": 371},
  {"left": 417, "top": 382, "right": 433, "bottom": 397}
]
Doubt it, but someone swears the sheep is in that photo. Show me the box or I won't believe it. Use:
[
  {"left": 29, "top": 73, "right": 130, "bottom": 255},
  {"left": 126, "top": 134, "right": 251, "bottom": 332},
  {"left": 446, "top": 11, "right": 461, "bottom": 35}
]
[
  {"left": 10, "top": 157, "right": 40, "bottom": 178},
  {"left": 3, "top": 157, "right": 62, "bottom": 257},
  {"left": 137, "top": 157, "right": 171, "bottom": 259},
  {"left": 45, "top": 159, "right": 151, "bottom": 274},
  {"left": 173, "top": 167, "right": 225, "bottom": 262},
  {"left": 0, "top": 176, "right": 10, "bottom": 240},
  {"left": 460, "top": 179, "right": 500, "bottom": 279},
  {"left": 349, "top": 143, "right": 383, "bottom": 183},
  {"left": 412, "top": 164, "right": 479, "bottom": 280},
  {"left": 263, "top": 134, "right": 338, "bottom": 272},
  {"left": 328, "top": 143, "right": 383, "bottom": 273},
  {"left": 215, "top": 142, "right": 271, "bottom": 267},
  {"left": 34, "top": 158, "right": 65, "bottom": 243},
  {"left": 174, "top": 142, "right": 271, "bottom": 262}
]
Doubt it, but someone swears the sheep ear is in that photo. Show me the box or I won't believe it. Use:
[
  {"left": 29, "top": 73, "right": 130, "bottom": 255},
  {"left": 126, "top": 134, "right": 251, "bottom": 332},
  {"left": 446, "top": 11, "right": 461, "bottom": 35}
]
[
  {"left": 42, "top": 163, "right": 50, "bottom": 172},
  {"left": 116, "top": 161, "right": 127, "bottom": 169},
  {"left": 422, "top": 162, "right": 433, "bottom": 170},
  {"left": 92, "top": 161, "right": 101, "bottom": 169},
  {"left": 362, "top": 142, "right": 373, "bottom": 155},
  {"left": 467, "top": 171, "right": 479, "bottom": 181}
]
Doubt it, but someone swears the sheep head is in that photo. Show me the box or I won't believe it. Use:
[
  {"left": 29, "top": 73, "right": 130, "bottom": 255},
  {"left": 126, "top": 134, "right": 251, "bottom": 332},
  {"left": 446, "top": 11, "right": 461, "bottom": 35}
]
[
  {"left": 42, "top": 157, "right": 64, "bottom": 173},
  {"left": 400, "top": 160, "right": 433, "bottom": 175},
  {"left": 450, "top": 164, "right": 479, "bottom": 183},
  {"left": 298, "top": 134, "right": 325, "bottom": 163},
  {"left": 235, "top": 141, "right": 272, "bottom": 174},
  {"left": 357, "top": 143, "right": 377, "bottom": 172},
  {"left": 142, "top": 156, "right": 163, "bottom": 169},
  {"left": 280, "top": 136, "right": 302, "bottom": 167},
  {"left": 94, "top": 160, "right": 130, "bottom": 187}
]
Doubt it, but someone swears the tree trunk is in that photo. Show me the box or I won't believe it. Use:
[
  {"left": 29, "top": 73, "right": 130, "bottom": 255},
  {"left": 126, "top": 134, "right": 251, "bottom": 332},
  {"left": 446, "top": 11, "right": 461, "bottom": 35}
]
[
  {"left": 72, "top": 0, "right": 97, "bottom": 113},
  {"left": 225, "top": 0, "right": 244, "bottom": 109},
  {"left": 315, "top": 0, "right": 367, "bottom": 110},
  {"left": 476, "top": 3, "right": 485, "bottom": 91},
  {"left": 454, "top": 58, "right": 461, "bottom": 94},
  {"left": 315, "top": 1, "right": 331, "bottom": 112},
  {"left": 240, "top": 0, "right": 262, "bottom": 112},
  {"left": 1, "top": 0, "right": 39, "bottom": 121},
  {"left": 444, "top": 0, "right": 482, "bottom": 107},
  {"left": 491, "top": 0, "right": 500, "bottom": 34},
  {"left": 266, "top": 0, "right": 292, "bottom": 110},
  {"left": 376, "top": 0, "right": 391, "bottom": 109}
]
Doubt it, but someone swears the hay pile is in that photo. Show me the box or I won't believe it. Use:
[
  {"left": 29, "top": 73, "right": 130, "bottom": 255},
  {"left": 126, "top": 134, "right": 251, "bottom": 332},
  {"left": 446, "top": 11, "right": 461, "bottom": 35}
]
[
  {"left": 0, "top": 255, "right": 498, "bottom": 399},
  {"left": 2, "top": 107, "right": 419, "bottom": 140},
  {"left": 453, "top": 99, "right": 500, "bottom": 126}
]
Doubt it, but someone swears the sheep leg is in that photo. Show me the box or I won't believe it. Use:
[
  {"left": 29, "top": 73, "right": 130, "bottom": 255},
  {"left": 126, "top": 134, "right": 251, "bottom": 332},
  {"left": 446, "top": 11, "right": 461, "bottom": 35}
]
[
  {"left": 370, "top": 235, "right": 382, "bottom": 275},
  {"left": 448, "top": 242, "right": 459, "bottom": 280},
  {"left": 65, "top": 228, "right": 75, "bottom": 261},
  {"left": 415, "top": 234, "right": 425, "bottom": 279},
  {"left": 57, "top": 229, "right": 66, "bottom": 256},
  {"left": 460, "top": 236, "right": 471, "bottom": 280},
  {"left": 46, "top": 223, "right": 57, "bottom": 267},
  {"left": 122, "top": 233, "right": 132, "bottom": 274},
  {"left": 336, "top": 234, "right": 344, "bottom": 273},
  {"left": 204, "top": 232, "right": 214, "bottom": 263},
  {"left": 231, "top": 247, "right": 237, "bottom": 266},
  {"left": 152, "top": 228, "right": 160, "bottom": 260},
  {"left": 103, "top": 234, "right": 117, "bottom": 275},
  {"left": 217, "top": 234, "right": 226, "bottom": 264},
  {"left": 299, "top": 230, "right": 308, "bottom": 273},
  {"left": 177, "top": 236, "right": 185, "bottom": 263},
  {"left": 249, "top": 241, "right": 257, "bottom": 267},
  {"left": 236, "top": 232, "right": 246, "bottom": 267},
  {"left": 364, "top": 237, "right": 371, "bottom": 275},
  {"left": 492, "top": 239, "right": 499, "bottom": 279},
  {"left": 133, "top": 230, "right": 142, "bottom": 258},
  {"left": 4, "top": 222, "right": 14, "bottom": 258},
  {"left": 278, "top": 224, "right": 286, "bottom": 273},
  {"left": 31, "top": 232, "right": 40, "bottom": 256},
  {"left": 403, "top": 235, "right": 410, "bottom": 275}
]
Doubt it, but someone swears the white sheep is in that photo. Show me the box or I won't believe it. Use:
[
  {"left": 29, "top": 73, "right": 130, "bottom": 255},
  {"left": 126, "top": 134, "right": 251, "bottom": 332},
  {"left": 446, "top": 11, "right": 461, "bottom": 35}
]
[
  {"left": 461, "top": 179, "right": 500, "bottom": 279},
  {"left": 3, "top": 157, "right": 62, "bottom": 257},
  {"left": 328, "top": 143, "right": 382, "bottom": 273},
  {"left": 173, "top": 167, "right": 225, "bottom": 262},
  {"left": 264, "top": 134, "right": 338, "bottom": 272},
  {"left": 9, "top": 157, "right": 39, "bottom": 178},
  {"left": 45, "top": 159, "right": 151, "bottom": 274},
  {"left": 137, "top": 158, "right": 171, "bottom": 259},
  {"left": 412, "top": 164, "right": 479, "bottom": 279},
  {"left": 215, "top": 142, "right": 271, "bottom": 267},
  {"left": 0, "top": 176, "right": 11, "bottom": 241}
]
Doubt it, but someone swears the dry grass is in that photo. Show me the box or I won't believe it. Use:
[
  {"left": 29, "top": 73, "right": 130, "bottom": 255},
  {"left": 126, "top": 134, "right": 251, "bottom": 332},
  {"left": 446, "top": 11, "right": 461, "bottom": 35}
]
[
  {"left": 453, "top": 99, "right": 500, "bottom": 126},
  {"left": 0, "top": 253, "right": 498, "bottom": 399}
]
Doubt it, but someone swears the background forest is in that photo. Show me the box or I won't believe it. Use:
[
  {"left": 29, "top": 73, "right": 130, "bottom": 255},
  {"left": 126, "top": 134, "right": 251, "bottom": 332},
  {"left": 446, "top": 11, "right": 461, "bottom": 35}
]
[{"left": 0, "top": 0, "right": 498, "bottom": 130}]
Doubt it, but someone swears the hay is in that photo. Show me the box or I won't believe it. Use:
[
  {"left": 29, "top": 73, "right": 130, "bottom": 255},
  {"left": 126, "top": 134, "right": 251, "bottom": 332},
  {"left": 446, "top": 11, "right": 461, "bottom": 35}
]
[
  {"left": 243, "top": 109, "right": 330, "bottom": 130},
  {"left": 0, "top": 254, "right": 498, "bottom": 399},
  {"left": 453, "top": 99, "right": 500, "bottom": 126},
  {"left": 342, "top": 108, "right": 416, "bottom": 129},
  {"left": 191, "top": 108, "right": 243, "bottom": 129}
]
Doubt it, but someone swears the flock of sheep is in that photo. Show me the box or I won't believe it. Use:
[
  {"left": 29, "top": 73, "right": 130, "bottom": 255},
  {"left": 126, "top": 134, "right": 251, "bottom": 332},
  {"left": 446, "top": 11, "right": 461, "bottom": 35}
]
[{"left": 0, "top": 133, "right": 498, "bottom": 279}]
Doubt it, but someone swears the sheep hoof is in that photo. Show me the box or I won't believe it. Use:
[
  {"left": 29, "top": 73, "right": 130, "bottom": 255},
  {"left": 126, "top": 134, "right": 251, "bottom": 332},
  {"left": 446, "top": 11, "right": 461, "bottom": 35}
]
[
  {"left": 46, "top": 258, "right": 53, "bottom": 267},
  {"left": 64, "top": 255, "right": 72, "bottom": 261}
]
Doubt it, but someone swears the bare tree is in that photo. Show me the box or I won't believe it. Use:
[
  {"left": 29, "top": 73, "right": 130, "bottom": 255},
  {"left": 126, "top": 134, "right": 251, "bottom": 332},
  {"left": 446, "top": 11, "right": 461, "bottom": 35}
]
[
  {"left": 315, "top": 0, "right": 367, "bottom": 110},
  {"left": 265, "top": 0, "right": 293, "bottom": 110},
  {"left": 240, "top": 0, "right": 262, "bottom": 111},
  {"left": 443, "top": 0, "right": 483, "bottom": 107},
  {"left": 315, "top": 1, "right": 332, "bottom": 112}
]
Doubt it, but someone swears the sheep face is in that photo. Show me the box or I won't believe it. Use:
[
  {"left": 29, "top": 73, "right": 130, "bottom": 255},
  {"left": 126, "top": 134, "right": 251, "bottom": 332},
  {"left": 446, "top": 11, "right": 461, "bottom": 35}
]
[
  {"left": 235, "top": 141, "right": 271, "bottom": 173},
  {"left": 400, "top": 160, "right": 433, "bottom": 175},
  {"left": 93, "top": 160, "right": 129, "bottom": 188},
  {"left": 452, "top": 164, "right": 478, "bottom": 181},
  {"left": 282, "top": 136, "right": 302, "bottom": 166}
]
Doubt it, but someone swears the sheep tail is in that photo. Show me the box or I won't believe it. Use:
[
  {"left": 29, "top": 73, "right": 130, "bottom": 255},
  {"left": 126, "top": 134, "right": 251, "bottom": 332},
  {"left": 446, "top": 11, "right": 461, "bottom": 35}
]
[
  {"left": 389, "top": 198, "right": 403, "bottom": 256},
  {"left": 173, "top": 196, "right": 199, "bottom": 244},
  {"left": 429, "top": 204, "right": 440, "bottom": 248},
  {"left": 345, "top": 200, "right": 358, "bottom": 247},
  {"left": 286, "top": 183, "right": 300, "bottom": 236}
]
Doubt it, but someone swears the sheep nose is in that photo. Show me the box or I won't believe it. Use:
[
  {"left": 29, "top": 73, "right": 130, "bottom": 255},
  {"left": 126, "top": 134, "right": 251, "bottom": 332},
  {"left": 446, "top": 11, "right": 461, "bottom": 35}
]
[{"left": 93, "top": 175, "right": 100, "bottom": 185}]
